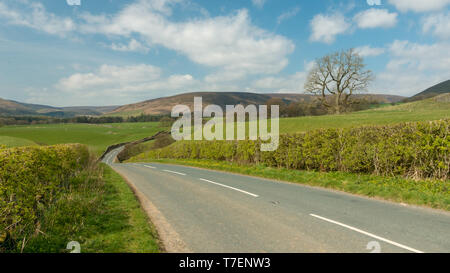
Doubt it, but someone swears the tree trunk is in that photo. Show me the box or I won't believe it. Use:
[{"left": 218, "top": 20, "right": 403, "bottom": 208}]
[{"left": 335, "top": 94, "right": 340, "bottom": 114}]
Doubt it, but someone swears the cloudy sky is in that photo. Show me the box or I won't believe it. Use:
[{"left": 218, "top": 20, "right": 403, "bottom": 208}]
[{"left": 0, "top": 0, "right": 449, "bottom": 106}]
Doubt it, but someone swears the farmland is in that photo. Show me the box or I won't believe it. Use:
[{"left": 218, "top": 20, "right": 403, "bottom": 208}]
[
  {"left": 0, "top": 122, "right": 165, "bottom": 155},
  {"left": 279, "top": 94, "right": 450, "bottom": 133},
  {"left": 1, "top": 94, "right": 449, "bottom": 152},
  {"left": 0, "top": 136, "right": 37, "bottom": 148}
]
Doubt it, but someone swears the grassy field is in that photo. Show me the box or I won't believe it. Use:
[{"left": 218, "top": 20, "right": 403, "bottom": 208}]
[
  {"left": 279, "top": 94, "right": 450, "bottom": 133},
  {"left": 135, "top": 158, "right": 449, "bottom": 211},
  {"left": 0, "top": 94, "right": 448, "bottom": 154},
  {"left": 0, "top": 135, "right": 37, "bottom": 148},
  {"left": 0, "top": 122, "right": 165, "bottom": 155},
  {"left": 22, "top": 164, "right": 160, "bottom": 253}
]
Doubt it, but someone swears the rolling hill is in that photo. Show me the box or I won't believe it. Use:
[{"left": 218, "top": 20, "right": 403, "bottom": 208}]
[
  {"left": 405, "top": 79, "right": 450, "bottom": 102},
  {"left": 0, "top": 98, "right": 118, "bottom": 117},
  {"left": 108, "top": 92, "right": 404, "bottom": 116},
  {"left": 0, "top": 91, "right": 407, "bottom": 118}
]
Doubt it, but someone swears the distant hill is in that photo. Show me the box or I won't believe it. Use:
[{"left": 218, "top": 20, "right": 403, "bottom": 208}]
[
  {"left": 0, "top": 92, "right": 406, "bottom": 118},
  {"left": 108, "top": 92, "right": 404, "bottom": 116},
  {"left": 0, "top": 98, "right": 117, "bottom": 117},
  {"left": 386, "top": 93, "right": 450, "bottom": 108},
  {"left": 405, "top": 79, "right": 450, "bottom": 102}
]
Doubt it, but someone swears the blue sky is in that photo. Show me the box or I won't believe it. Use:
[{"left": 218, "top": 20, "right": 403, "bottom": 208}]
[{"left": 0, "top": 0, "right": 449, "bottom": 106}]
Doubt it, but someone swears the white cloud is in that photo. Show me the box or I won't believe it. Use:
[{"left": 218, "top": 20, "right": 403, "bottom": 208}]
[
  {"left": 252, "top": 0, "right": 266, "bottom": 9},
  {"left": 309, "top": 13, "right": 351, "bottom": 44},
  {"left": 56, "top": 64, "right": 196, "bottom": 100},
  {"left": 0, "top": 1, "right": 75, "bottom": 37},
  {"left": 110, "top": 39, "right": 150, "bottom": 53},
  {"left": 422, "top": 12, "right": 450, "bottom": 40},
  {"left": 80, "top": 1, "right": 294, "bottom": 76},
  {"left": 252, "top": 72, "right": 307, "bottom": 93},
  {"left": 251, "top": 61, "right": 314, "bottom": 93},
  {"left": 204, "top": 70, "right": 247, "bottom": 84},
  {"left": 311, "top": 8, "right": 397, "bottom": 44},
  {"left": 374, "top": 40, "right": 450, "bottom": 96},
  {"left": 0, "top": 0, "right": 298, "bottom": 105},
  {"left": 0, "top": 0, "right": 294, "bottom": 78},
  {"left": 367, "top": 0, "right": 382, "bottom": 6},
  {"left": 388, "top": 0, "right": 450, "bottom": 13},
  {"left": 57, "top": 64, "right": 161, "bottom": 91},
  {"left": 354, "top": 9, "right": 398, "bottom": 28},
  {"left": 277, "top": 6, "right": 300, "bottom": 24},
  {"left": 355, "top": 45, "right": 385, "bottom": 57},
  {"left": 388, "top": 40, "right": 450, "bottom": 71},
  {"left": 50, "top": 63, "right": 252, "bottom": 105}
]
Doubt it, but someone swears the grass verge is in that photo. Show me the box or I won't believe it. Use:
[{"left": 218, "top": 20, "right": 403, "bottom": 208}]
[
  {"left": 133, "top": 158, "right": 450, "bottom": 211},
  {"left": 21, "top": 164, "right": 160, "bottom": 253}
]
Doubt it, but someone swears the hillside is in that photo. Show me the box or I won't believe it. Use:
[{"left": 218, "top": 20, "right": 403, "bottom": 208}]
[
  {"left": 280, "top": 93, "right": 450, "bottom": 133},
  {"left": 406, "top": 79, "right": 450, "bottom": 102},
  {"left": 0, "top": 98, "right": 117, "bottom": 117},
  {"left": 0, "top": 98, "right": 42, "bottom": 116},
  {"left": 108, "top": 92, "right": 404, "bottom": 116}
]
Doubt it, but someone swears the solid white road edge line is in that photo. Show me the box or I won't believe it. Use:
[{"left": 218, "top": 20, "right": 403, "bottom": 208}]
[
  {"left": 144, "top": 165, "right": 156, "bottom": 169},
  {"left": 163, "top": 170, "right": 187, "bottom": 176},
  {"left": 199, "top": 178, "right": 259, "bottom": 198},
  {"left": 309, "top": 214, "right": 424, "bottom": 253}
]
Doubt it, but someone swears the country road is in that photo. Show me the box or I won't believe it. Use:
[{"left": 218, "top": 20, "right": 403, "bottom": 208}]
[{"left": 103, "top": 148, "right": 450, "bottom": 253}]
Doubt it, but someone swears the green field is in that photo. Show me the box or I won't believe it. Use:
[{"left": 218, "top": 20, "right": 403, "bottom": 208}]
[
  {"left": 0, "top": 94, "right": 448, "bottom": 155},
  {"left": 0, "top": 136, "right": 37, "bottom": 148},
  {"left": 279, "top": 94, "right": 450, "bottom": 133},
  {"left": 0, "top": 122, "right": 165, "bottom": 155}
]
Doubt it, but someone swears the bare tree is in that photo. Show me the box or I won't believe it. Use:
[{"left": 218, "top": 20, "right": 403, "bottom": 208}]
[{"left": 304, "top": 48, "right": 373, "bottom": 114}]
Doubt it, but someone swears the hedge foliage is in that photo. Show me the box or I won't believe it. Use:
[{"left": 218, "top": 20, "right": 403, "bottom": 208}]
[
  {"left": 136, "top": 119, "right": 449, "bottom": 180},
  {"left": 0, "top": 144, "right": 90, "bottom": 248}
]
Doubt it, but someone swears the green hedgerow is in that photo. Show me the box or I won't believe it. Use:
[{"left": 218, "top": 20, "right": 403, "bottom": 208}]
[{"left": 133, "top": 119, "right": 449, "bottom": 180}]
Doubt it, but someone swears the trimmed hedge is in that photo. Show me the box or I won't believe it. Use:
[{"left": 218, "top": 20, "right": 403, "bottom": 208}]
[
  {"left": 0, "top": 144, "right": 90, "bottom": 247},
  {"left": 134, "top": 119, "right": 449, "bottom": 180}
]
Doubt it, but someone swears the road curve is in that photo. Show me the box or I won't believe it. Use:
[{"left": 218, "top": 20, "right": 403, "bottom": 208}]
[{"left": 103, "top": 148, "right": 450, "bottom": 253}]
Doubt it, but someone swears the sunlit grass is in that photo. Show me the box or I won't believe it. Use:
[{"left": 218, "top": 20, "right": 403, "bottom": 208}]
[
  {"left": 0, "top": 122, "right": 166, "bottom": 155},
  {"left": 0, "top": 135, "right": 36, "bottom": 148}
]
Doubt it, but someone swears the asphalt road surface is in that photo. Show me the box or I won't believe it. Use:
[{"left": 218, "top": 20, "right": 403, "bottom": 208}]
[{"left": 103, "top": 148, "right": 450, "bottom": 253}]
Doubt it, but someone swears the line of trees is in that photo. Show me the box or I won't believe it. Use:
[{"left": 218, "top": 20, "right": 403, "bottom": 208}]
[
  {"left": 0, "top": 114, "right": 172, "bottom": 126},
  {"left": 266, "top": 97, "right": 383, "bottom": 118}
]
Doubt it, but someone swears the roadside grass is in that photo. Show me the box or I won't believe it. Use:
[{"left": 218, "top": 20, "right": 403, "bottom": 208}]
[
  {"left": 0, "top": 122, "right": 166, "bottom": 155},
  {"left": 131, "top": 158, "right": 450, "bottom": 211},
  {"left": 22, "top": 164, "right": 160, "bottom": 253},
  {"left": 0, "top": 135, "right": 36, "bottom": 148}
]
